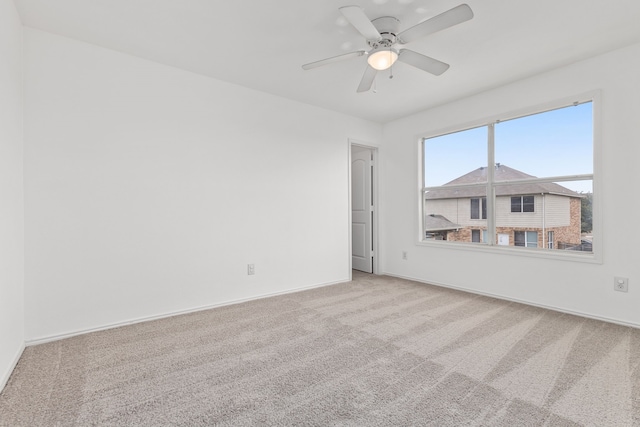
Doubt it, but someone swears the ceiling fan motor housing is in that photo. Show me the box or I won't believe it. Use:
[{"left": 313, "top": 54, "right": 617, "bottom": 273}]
[{"left": 368, "top": 16, "right": 400, "bottom": 49}]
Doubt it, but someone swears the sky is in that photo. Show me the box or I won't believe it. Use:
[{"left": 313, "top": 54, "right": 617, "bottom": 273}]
[{"left": 424, "top": 102, "right": 593, "bottom": 193}]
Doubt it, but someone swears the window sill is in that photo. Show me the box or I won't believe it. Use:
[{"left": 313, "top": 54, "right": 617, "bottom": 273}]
[{"left": 416, "top": 239, "right": 602, "bottom": 264}]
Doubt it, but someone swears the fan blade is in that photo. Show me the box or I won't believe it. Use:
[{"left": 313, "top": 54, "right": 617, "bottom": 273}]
[
  {"left": 339, "top": 6, "right": 381, "bottom": 41},
  {"left": 397, "top": 4, "right": 473, "bottom": 44},
  {"left": 357, "top": 65, "right": 377, "bottom": 93},
  {"left": 398, "top": 49, "right": 449, "bottom": 76},
  {"left": 302, "top": 50, "right": 366, "bottom": 70}
]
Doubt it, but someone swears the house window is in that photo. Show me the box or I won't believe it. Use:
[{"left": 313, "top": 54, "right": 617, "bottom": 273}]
[
  {"left": 471, "top": 197, "right": 487, "bottom": 219},
  {"left": 515, "top": 231, "right": 538, "bottom": 248},
  {"left": 421, "top": 98, "right": 595, "bottom": 257},
  {"left": 511, "top": 196, "right": 534, "bottom": 213}
]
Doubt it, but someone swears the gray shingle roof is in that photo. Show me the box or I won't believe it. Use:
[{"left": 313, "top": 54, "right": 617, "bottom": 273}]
[
  {"left": 425, "top": 164, "right": 583, "bottom": 200},
  {"left": 424, "top": 214, "right": 461, "bottom": 231}
]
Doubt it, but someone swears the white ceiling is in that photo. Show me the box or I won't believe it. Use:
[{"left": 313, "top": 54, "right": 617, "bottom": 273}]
[{"left": 14, "top": 0, "right": 640, "bottom": 123}]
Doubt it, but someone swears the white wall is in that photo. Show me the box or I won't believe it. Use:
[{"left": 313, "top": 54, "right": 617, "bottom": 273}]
[
  {"left": 0, "top": 0, "right": 25, "bottom": 390},
  {"left": 380, "top": 42, "right": 640, "bottom": 326},
  {"left": 23, "top": 28, "right": 381, "bottom": 341}
]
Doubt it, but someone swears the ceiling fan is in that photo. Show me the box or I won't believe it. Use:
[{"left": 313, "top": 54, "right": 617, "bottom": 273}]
[{"left": 302, "top": 4, "right": 473, "bottom": 92}]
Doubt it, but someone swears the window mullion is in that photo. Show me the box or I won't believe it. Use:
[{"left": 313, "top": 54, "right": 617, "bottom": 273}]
[{"left": 487, "top": 124, "right": 495, "bottom": 246}]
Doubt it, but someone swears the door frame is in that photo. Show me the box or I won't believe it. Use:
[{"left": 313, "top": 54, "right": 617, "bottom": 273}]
[{"left": 348, "top": 140, "right": 379, "bottom": 279}]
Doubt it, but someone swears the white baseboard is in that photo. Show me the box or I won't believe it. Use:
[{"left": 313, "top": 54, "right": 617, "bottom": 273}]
[
  {"left": 0, "top": 341, "right": 25, "bottom": 393},
  {"left": 26, "top": 278, "right": 348, "bottom": 346},
  {"left": 384, "top": 272, "right": 640, "bottom": 330}
]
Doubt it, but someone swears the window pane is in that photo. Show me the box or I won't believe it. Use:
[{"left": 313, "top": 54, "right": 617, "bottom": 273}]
[
  {"left": 422, "top": 101, "right": 594, "bottom": 256},
  {"left": 481, "top": 197, "right": 487, "bottom": 219},
  {"left": 495, "top": 102, "right": 593, "bottom": 178},
  {"left": 523, "top": 196, "right": 535, "bottom": 212},
  {"left": 514, "top": 231, "right": 524, "bottom": 246},
  {"left": 424, "top": 126, "right": 488, "bottom": 187},
  {"left": 511, "top": 197, "right": 521, "bottom": 212},
  {"left": 470, "top": 198, "right": 480, "bottom": 219}
]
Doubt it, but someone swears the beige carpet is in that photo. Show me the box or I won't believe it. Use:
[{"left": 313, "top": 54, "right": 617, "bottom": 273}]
[{"left": 1, "top": 272, "right": 639, "bottom": 426}]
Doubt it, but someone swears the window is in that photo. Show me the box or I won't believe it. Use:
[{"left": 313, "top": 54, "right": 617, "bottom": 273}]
[
  {"left": 471, "top": 197, "right": 487, "bottom": 219},
  {"left": 471, "top": 199, "right": 480, "bottom": 219},
  {"left": 511, "top": 196, "right": 534, "bottom": 213},
  {"left": 515, "top": 231, "right": 538, "bottom": 247},
  {"left": 421, "top": 98, "right": 594, "bottom": 256}
]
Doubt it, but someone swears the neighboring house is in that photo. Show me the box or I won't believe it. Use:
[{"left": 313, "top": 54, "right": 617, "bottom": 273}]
[{"left": 424, "top": 164, "right": 583, "bottom": 249}]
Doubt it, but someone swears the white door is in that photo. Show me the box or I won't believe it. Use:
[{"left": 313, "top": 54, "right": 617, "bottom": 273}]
[{"left": 351, "top": 147, "right": 373, "bottom": 273}]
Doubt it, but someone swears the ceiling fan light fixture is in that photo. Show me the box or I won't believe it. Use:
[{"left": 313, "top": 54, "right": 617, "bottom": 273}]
[{"left": 367, "top": 48, "right": 398, "bottom": 71}]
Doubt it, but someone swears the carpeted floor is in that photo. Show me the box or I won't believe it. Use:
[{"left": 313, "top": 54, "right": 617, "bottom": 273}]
[{"left": 1, "top": 272, "right": 639, "bottom": 426}]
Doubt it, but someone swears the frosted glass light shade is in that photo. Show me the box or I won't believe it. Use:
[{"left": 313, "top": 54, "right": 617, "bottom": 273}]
[{"left": 367, "top": 49, "right": 398, "bottom": 71}]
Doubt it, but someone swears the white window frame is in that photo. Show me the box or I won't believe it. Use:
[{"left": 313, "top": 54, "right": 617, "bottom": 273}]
[{"left": 417, "top": 91, "right": 601, "bottom": 264}]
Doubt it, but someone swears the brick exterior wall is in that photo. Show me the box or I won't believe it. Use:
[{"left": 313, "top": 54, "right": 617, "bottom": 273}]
[
  {"left": 446, "top": 228, "right": 471, "bottom": 243},
  {"left": 555, "top": 197, "right": 582, "bottom": 245}
]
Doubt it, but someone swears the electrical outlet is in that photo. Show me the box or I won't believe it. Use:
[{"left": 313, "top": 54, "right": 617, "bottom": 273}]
[
  {"left": 402, "top": 251, "right": 408, "bottom": 260},
  {"left": 247, "top": 264, "right": 255, "bottom": 275},
  {"left": 614, "top": 277, "right": 628, "bottom": 292}
]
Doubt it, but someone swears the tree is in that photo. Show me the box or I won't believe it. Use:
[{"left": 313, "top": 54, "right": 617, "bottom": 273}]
[{"left": 580, "top": 192, "right": 593, "bottom": 233}]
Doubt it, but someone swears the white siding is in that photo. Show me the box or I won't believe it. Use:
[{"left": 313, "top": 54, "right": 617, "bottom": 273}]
[
  {"left": 495, "top": 195, "right": 570, "bottom": 228},
  {"left": 544, "top": 195, "right": 572, "bottom": 227},
  {"left": 425, "top": 199, "right": 461, "bottom": 224},
  {"left": 496, "top": 195, "right": 542, "bottom": 228},
  {"left": 425, "top": 198, "right": 489, "bottom": 228},
  {"left": 427, "top": 195, "right": 573, "bottom": 229}
]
